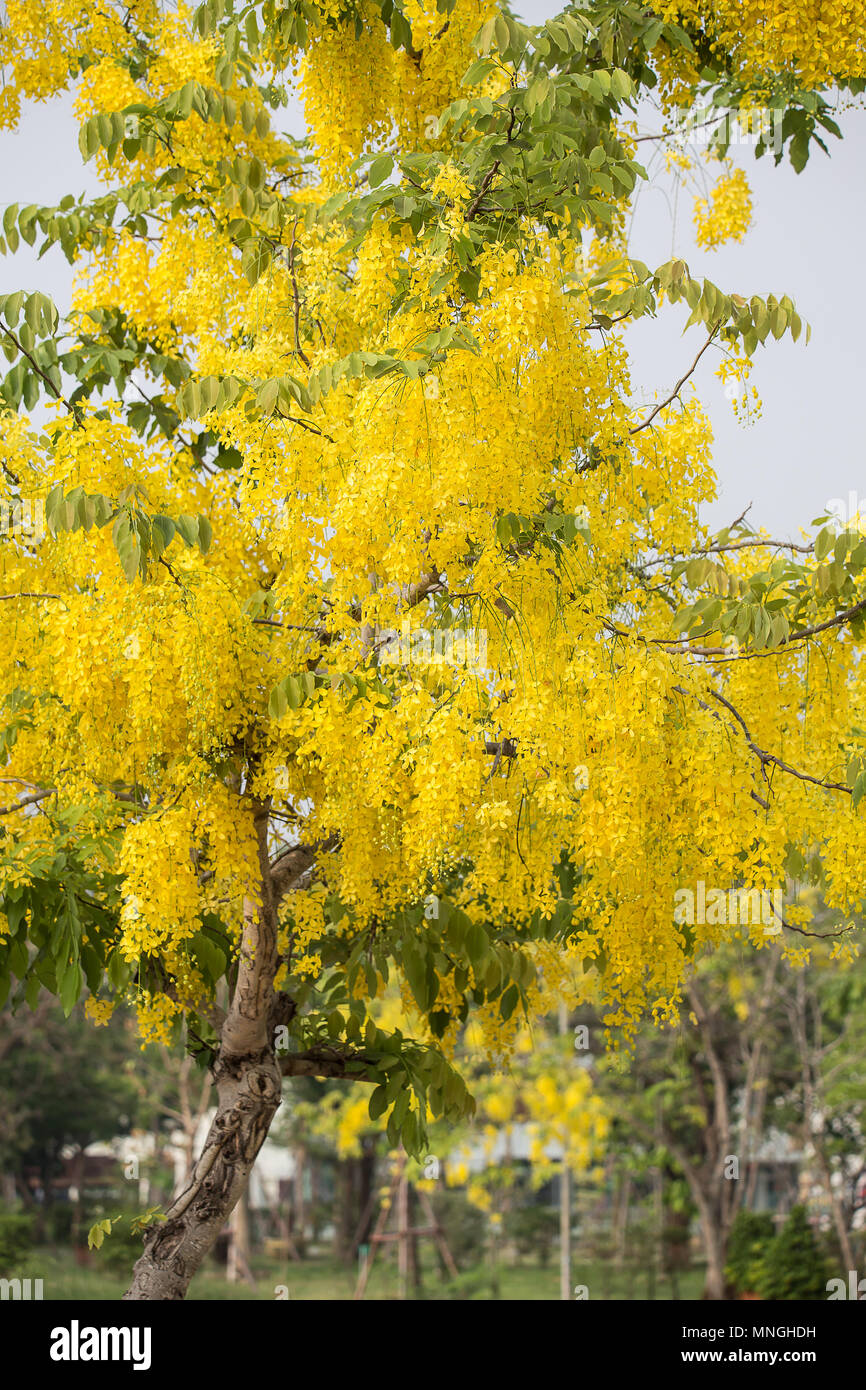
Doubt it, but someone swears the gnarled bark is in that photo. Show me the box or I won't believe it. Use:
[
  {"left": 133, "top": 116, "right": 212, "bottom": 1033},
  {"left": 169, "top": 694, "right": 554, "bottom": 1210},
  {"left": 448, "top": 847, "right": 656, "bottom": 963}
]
[
  {"left": 123, "top": 808, "right": 369, "bottom": 1299},
  {"left": 124, "top": 1045, "right": 282, "bottom": 1299}
]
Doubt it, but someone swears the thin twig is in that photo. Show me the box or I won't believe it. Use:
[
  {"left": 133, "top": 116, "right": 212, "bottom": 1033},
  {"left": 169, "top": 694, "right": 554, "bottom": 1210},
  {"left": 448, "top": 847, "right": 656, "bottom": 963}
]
[
  {"left": 0, "top": 325, "right": 82, "bottom": 423},
  {"left": 674, "top": 684, "right": 851, "bottom": 796},
  {"left": 288, "top": 219, "right": 310, "bottom": 369},
  {"left": 274, "top": 411, "right": 333, "bottom": 442},
  {"left": 0, "top": 592, "right": 63, "bottom": 601},
  {"left": 629, "top": 329, "right": 718, "bottom": 435}
]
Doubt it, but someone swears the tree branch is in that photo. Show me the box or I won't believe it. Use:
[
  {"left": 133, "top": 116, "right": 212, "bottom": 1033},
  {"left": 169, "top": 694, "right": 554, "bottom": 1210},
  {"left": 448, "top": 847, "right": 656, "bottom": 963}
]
[
  {"left": 278, "top": 1047, "right": 373, "bottom": 1081},
  {"left": 0, "top": 788, "right": 55, "bottom": 815},
  {"left": 673, "top": 684, "right": 852, "bottom": 797},
  {"left": 288, "top": 218, "right": 310, "bottom": 369},
  {"left": 629, "top": 329, "right": 718, "bottom": 435},
  {"left": 0, "top": 325, "right": 82, "bottom": 423}
]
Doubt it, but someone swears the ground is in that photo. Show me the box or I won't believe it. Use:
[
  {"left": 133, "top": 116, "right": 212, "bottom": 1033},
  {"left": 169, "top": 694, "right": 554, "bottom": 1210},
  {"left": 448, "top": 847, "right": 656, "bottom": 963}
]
[{"left": 17, "top": 1247, "right": 707, "bottom": 1300}]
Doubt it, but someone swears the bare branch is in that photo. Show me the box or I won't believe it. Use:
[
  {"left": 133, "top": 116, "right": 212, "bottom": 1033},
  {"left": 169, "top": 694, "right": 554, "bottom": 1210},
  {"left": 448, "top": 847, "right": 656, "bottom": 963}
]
[
  {"left": 629, "top": 329, "right": 718, "bottom": 435},
  {"left": 288, "top": 218, "right": 310, "bottom": 369},
  {"left": 269, "top": 833, "right": 340, "bottom": 903},
  {"left": 0, "top": 788, "right": 55, "bottom": 815},
  {"left": 0, "top": 325, "right": 82, "bottom": 423},
  {"left": 673, "top": 684, "right": 852, "bottom": 797},
  {"left": 0, "top": 592, "right": 64, "bottom": 601}
]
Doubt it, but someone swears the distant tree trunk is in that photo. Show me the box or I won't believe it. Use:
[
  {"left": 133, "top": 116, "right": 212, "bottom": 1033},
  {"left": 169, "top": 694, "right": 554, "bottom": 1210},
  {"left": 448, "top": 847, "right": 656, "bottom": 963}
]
[
  {"left": 788, "top": 974, "right": 856, "bottom": 1272},
  {"left": 558, "top": 1001, "right": 572, "bottom": 1300},
  {"left": 71, "top": 1147, "right": 86, "bottom": 1260},
  {"left": 353, "top": 1138, "right": 376, "bottom": 1255},
  {"left": 309, "top": 1157, "right": 319, "bottom": 1240},
  {"left": 397, "top": 1167, "right": 409, "bottom": 1300},
  {"left": 560, "top": 1162, "right": 572, "bottom": 1300},
  {"left": 408, "top": 1185, "right": 423, "bottom": 1295},
  {"left": 613, "top": 1169, "right": 631, "bottom": 1267},
  {"left": 333, "top": 1158, "right": 354, "bottom": 1263},
  {"left": 227, "top": 1185, "right": 255, "bottom": 1286},
  {"left": 292, "top": 1143, "right": 308, "bottom": 1256}
]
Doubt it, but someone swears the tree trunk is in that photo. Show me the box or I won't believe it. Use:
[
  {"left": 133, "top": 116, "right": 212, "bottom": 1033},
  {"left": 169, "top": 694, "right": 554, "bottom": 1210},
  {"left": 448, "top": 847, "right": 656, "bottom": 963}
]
[
  {"left": 291, "top": 1143, "right": 308, "bottom": 1255},
  {"left": 558, "top": 1001, "right": 572, "bottom": 1301},
  {"left": 124, "top": 800, "right": 283, "bottom": 1300},
  {"left": 701, "top": 1217, "right": 727, "bottom": 1301},
  {"left": 333, "top": 1159, "right": 354, "bottom": 1263},
  {"left": 559, "top": 1162, "right": 572, "bottom": 1300},
  {"left": 408, "top": 1185, "right": 423, "bottom": 1296},
  {"left": 353, "top": 1139, "right": 376, "bottom": 1255},
  {"left": 671, "top": 1143, "right": 729, "bottom": 1300},
  {"left": 613, "top": 1170, "right": 631, "bottom": 1267},
  {"left": 792, "top": 974, "right": 857, "bottom": 1273},
  {"left": 124, "top": 1046, "right": 281, "bottom": 1298},
  {"left": 687, "top": 1175, "right": 727, "bottom": 1299}
]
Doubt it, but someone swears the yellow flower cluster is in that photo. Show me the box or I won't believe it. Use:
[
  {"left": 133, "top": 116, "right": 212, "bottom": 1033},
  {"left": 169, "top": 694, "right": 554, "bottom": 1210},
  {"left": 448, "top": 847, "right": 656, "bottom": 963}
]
[
  {"left": 277, "top": 884, "right": 330, "bottom": 981},
  {"left": 660, "top": 0, "right": 866, "bottom": 88},
  {"left": 0, "top": 0, "right": 146, "bottom": 121},
  {"left": 694, "top": 168, "right": 753, "bottom": 250},
  {"left": 298, "top": 0, "right": 497, "bottom": 180},
  {"left": 84, "top": 996, "right": 116, "bottom": 1027},
  {"left": 135, "top": 989, "right": 181, "bottom": 1048}
]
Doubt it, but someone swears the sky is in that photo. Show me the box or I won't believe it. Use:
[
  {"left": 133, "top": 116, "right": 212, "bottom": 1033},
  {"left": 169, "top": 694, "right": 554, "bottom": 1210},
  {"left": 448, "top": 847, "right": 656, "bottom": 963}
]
[{"left": 0, "top": 0, "right": 863, "bottom": 540}]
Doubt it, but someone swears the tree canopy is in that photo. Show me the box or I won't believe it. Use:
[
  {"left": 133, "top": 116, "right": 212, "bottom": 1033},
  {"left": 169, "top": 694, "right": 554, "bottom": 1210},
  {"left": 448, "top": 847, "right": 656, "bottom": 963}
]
[{"left": 0, "top": 0, "right": 864, "bottom": 1297}]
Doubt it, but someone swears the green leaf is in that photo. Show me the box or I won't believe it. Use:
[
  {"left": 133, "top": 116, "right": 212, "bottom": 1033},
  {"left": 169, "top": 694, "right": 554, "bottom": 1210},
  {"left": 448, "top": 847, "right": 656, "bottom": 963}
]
[
  {"left": 190, "top": 930, "right": 227, "bottom": 983},
  {"left": 285, "top": 675, "right": 303, "bottom": 710},
  {"left": 268, "top": 682, "right": 288, "bottom": 720},
  {"left": 402, "top": 941, "right": 432, "bottom": 1012},
  {"left": 87, "top": 1216, "right": 119, "bottom": 1251},
  {"left": 150, "top": 514, "right": 176, "bottom": 558},
  {"left": 23, "top": 294, "right": 41, "bottom": 332},
  {"left": 256, "top": 377, "right": 279, "bottom": 416},
  {"left": 60, "top": 961, "right": 83, "bottom": 1017},
  {"left": 3, "top": 290, "right": 24, "bottom": 328},
  {"left": 175, "top": 514, "right": 199, "bottom": 547},
  {"left": 464, "top": 920, "right": 489, "bottom": 969},
  {"left": 368, "top": 1084, "right": 389, "bottom": 1121},
  {"left": 368, "top": 154, "right": 394, "bottom": 188},
  {"left": 499, "top": 981, "right": 520, "bottom": 1020},
  {"left": 113, "top": 515, "right": 141, "bottom": 584},
  {"left": 197, "top": 515, "right": 213, "bottom": 554}
]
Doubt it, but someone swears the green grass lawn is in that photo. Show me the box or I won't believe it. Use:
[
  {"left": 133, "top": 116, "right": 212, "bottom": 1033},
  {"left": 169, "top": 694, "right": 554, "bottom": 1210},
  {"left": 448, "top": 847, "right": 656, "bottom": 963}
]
[{"left": 12, "top": 1246, "right": 707, "bottom": 1300}]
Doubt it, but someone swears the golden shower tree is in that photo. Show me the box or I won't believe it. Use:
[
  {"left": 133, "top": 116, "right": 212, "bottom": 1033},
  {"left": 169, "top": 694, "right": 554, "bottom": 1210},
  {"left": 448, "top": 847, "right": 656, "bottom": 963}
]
[{"left": 0, "top": 0, "right": 864, "bottom": 1297}]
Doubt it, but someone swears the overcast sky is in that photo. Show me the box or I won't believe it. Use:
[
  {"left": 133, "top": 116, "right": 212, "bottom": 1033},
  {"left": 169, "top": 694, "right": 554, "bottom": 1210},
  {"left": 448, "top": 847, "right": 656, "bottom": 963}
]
[{"left": 1, "top": 0, "right": 863, "bottom": 540}]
